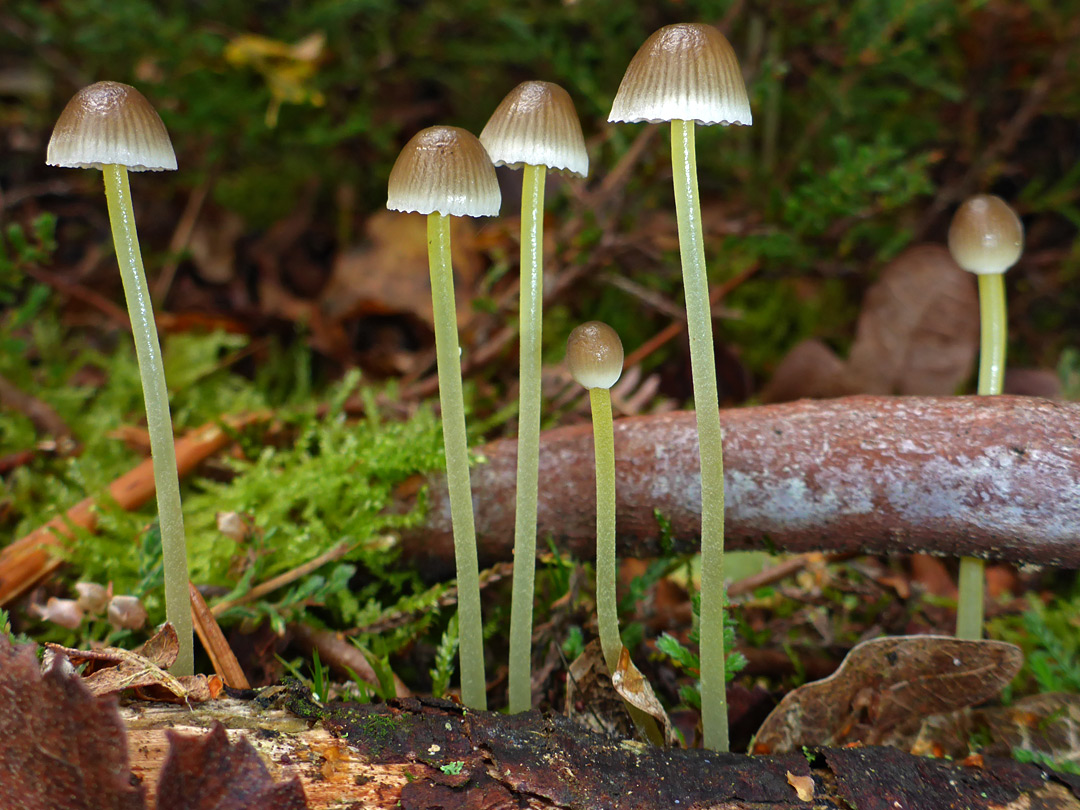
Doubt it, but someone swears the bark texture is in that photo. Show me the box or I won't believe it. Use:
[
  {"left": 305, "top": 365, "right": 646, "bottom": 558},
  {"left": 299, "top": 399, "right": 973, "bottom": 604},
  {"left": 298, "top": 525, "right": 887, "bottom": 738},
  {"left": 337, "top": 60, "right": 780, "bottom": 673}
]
[{"left": 401, "top": 395, "right": 1080, "bottom": 576}]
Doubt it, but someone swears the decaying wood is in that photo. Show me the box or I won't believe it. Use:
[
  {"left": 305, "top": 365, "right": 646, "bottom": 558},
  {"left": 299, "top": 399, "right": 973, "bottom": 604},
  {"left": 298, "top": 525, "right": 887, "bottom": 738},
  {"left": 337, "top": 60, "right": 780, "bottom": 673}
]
[
  {"left": 402, "top": 395, "right": 1080, "bottom": 577},
  {"left": 120, "top": 694, "right": 1080, "bottom": 810}
]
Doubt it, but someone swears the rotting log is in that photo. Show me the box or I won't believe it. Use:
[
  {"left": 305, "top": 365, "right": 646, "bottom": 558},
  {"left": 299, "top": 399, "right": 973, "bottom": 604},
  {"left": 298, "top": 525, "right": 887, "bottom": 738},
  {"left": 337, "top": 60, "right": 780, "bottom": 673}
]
[
  {"left": 401, "top": 395, "right": 1080, "bottom": 576},
  {"left": 121, "top": 694, "right": 1080, "bottom": 810}
]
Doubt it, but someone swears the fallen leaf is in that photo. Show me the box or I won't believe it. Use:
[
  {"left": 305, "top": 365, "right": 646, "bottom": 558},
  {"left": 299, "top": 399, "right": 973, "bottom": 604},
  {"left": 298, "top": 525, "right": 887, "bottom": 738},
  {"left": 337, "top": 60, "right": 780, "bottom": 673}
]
[
  {"left": 847, "top": 244, "right": 979, "bottom": 395},
  {"left": 0, "top": 634, "right": 145, "bottom": 809},
  {"left": 156, "top": 722, "right": 308, "bottom": 810},
  {"left": 753, "top": 635, "right": 1023, "bottom": 753},
  {"left": 761, "top": 339, "right": 852, "bottom": 403},
  {"left": 565, "top": 639, "right": 637, "bottom": 741},
  {"left": 786, "top": 771, "right": 815, "bottom": 802},
  {"left": 45, "top": 623, "right": 218, "bottom": 703},
  {"left": 611, "top": 646, "right": 678, "bottom": 745}
]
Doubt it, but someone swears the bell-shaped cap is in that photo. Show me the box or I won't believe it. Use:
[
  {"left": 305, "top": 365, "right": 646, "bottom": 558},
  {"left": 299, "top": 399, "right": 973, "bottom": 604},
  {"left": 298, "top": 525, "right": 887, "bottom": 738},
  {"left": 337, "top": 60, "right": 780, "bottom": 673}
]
[
  {"left": 609, "top": 23, "right": 751, "bottom": 126},
  {"left": 47, "top": 81, "right": 177, "bottom": 171},
  {"left": 387, "top": 126, "right": 501, "bottom": 218},
  {"left": 480, "top": 81, "right": 589, "bottom": 177},
  {"left": 567, "top": 321, "right": 624, "bottom": 390},
  {"left": 947, "top": 194, "right": 1024, "bottom": 275}
]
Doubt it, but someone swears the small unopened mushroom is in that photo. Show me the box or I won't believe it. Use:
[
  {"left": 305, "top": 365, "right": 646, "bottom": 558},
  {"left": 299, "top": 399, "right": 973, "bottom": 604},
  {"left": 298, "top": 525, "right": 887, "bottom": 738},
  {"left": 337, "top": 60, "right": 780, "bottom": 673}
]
[
  {"left": 481, "top": 82, "right": 588, "bottom": 713},
  {"left": 387, "top": 126, "right": 500, "bottom": 710},
  {"left": 47, "top": 82, "right": 192, "bottom": 675},
  {"left": 947, "top": 194, "right": 1024, "bottom": 641},
  {"left": 567, "top": 322, "right": 624, "bottom": 675},
  {"left": 609, "top": 23, "right": 751, "bottom": 753},
  {"left": 74, "top": 581, "right": 109, "bottom": 615},
  {"left": 31, "top": 597, "right": 85, "bottom": 630},
  {"left": 107, "top": 595, "right": 148, "bottom": 631}
]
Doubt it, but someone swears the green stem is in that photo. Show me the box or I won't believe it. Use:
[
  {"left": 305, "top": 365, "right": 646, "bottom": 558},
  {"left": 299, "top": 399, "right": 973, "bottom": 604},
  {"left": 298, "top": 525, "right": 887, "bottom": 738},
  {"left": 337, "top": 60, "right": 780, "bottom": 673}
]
[
  {"left": 508, "top": 163, "right": 546, "bottom": 714},
  {"left": 956, "top": 273, "right": 1007, "bottom": 640},
  {"left": 427, "top": 212, "right": 486, "bottom": 710},
  {"left": 102, "top": 165, "right": 192, "bottom": 676},
  {"left": 590, "top": 387, "right": 621, "bottom": 674},
  {"left": 671, "top": 119, "right": 728, "bottom": 752}
]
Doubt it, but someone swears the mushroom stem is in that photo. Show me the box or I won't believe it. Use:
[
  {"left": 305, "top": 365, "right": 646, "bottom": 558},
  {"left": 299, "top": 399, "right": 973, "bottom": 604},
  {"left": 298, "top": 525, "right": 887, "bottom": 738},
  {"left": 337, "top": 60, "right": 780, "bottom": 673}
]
[
  {"left": 670, "top": 118, "right": 729, "bottom": 752},
  {"left": 426, "top": 212, "right": 486, "bottom": 709},
  {"left": 102, "top": 164, "right": 193, "bottom": 676},
  {"left": 956, "top": 272, "right": 1007, "bottom": 640},
  {"left": 589, "top": 386, "right": 621, "bottom": 674},
  {"left": 508, "top": 162, "right": 547, "bottom": 714}
]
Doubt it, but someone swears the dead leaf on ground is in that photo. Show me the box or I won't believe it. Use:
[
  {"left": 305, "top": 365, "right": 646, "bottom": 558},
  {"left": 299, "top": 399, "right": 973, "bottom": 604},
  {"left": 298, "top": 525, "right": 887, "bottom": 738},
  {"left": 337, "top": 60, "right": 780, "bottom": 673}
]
[
  {"left": 156, "top": 722, "right": 308, "bottom": 810},
  {"left": 611, "top": 646, "right": 678, "bottom": 746},
  {"left": 565, "top": 639, "right": 637, "bottom": 741},
  {"left": 45, "top": 622, "right": 221, "bottom": 703},
  {"left": 0, "top": 634, "right": 145, "bottom": 809},
  {"left": 764, "top": 245, "right": 980, "bottom": 401},
  {"left": 752, "top": 635, "right": 1023, "bottom": 753}
]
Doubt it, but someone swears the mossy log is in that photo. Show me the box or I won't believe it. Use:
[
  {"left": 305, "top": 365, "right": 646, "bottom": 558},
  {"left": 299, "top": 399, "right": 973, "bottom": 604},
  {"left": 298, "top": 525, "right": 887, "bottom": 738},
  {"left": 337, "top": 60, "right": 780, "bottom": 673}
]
[{"left": 122, "top": 693, "right": 1080, "bottom": 810}]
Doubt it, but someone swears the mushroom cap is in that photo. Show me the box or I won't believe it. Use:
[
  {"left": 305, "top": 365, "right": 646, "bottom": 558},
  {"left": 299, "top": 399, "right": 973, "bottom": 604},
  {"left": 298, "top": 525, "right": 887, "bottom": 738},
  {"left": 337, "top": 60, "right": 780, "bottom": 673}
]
[
  {"left": 387, "top": 126, "right": 501, "bottom": 218},
  {"left": 609, "top": 23, "right": 752, "bottom": 126},
  {"left": 948, "top": 194, "right": 1024, "bottom": 275},
  {"left": 480, "top": 81, "right": 589, "bottom": 177},
  {"left": 47, "top": 81, "right": 177, "bottom": 171},
  {"left": 567, "top": 321, "right": 624, "bottom": 390}
]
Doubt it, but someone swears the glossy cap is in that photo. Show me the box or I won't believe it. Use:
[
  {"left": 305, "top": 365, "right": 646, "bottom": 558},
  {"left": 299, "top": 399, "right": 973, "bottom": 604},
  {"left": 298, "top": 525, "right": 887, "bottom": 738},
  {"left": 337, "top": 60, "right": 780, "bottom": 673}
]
[
  {"left": 947, "top": 194, "right": 1024, "bottom": 275},
  {"left": 567, "top": 321, "right": 624, "bottom": 390},
  {"left": 47, "top": 81, "right": 177, "bottom": 171},
  {"left": 609, "top": 23, "right": 752, "bottom": 126},
  {"left": 387, "top": 126, "right": 501, "bottom": 217},
  {"left": 480, "top": 81, "right": 589, "bottom": 177}
]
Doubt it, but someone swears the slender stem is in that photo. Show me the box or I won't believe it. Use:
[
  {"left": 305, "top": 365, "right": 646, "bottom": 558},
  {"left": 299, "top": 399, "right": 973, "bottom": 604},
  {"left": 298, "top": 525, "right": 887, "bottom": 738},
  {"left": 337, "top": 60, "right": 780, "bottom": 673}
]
[
  {"left": 956, "top": 273, "right": 1007, "bottom": 640},
  {"left": 590, "top": 387, "right": 621, "bottom": 674},
  {"left": 671, "top": 119, "right": 728, "bottom": 752},
  {"left": 427, "top": 212, "right": 486, "bottom": 710},
  {"left": 102, "top": 165, "right": 193, "bottom": 676},
  {"left": 508, "top": 163, "right": 546, "bottom": 714}
]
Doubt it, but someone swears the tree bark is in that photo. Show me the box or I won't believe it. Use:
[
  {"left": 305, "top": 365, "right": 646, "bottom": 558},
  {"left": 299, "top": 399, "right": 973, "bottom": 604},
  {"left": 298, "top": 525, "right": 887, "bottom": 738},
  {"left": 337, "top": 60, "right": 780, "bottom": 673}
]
[
  {"left": 122, "top": 694, "right": 1080, "bottom": 809},
  {"left": 401, "top": 395, "right": 1080, "bottom": 576}
]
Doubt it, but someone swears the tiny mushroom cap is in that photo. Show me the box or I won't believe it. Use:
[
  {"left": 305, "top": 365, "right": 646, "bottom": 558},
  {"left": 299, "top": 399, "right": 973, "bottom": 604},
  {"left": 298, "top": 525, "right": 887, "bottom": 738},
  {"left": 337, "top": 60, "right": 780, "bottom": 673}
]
[
  {"left": 567, "top": 321, "right": 624, "bottom": 390},
  {"left": 480, "top": 81, "right": 589, "bottom": 177},
  {"left": 47, "top": 81, "right": 177, "bottom": 172},
  {"left": 387, "top": 125, "right": 501, "bottom": 218},
  {"left": 948, "top": 194, "right": 1024, "bottom": 275},
  {"left": 609, "top": 23, "right": 752, "bottom": 126}
]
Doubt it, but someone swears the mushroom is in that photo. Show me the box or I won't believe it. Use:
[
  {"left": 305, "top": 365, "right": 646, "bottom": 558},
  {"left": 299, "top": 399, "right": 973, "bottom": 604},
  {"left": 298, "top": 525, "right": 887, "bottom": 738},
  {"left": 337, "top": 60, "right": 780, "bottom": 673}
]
[
  {"left": 947, "top": 193, "right": 1024, "bottom": 640},
  {"left": 609, "top": 23, "right": 751, "bottom": 752},
  {"left": 566, "top": 321, "right": 625, "bottom": 676},
  {"left": 480, "top": 80, "right": 588, "bottom": 713},
  {"left": 47, "top": 81, "right": 193, "bottom": 675},
  {"left": 387, "top": 125, "right": 500, "bottom": 710}
]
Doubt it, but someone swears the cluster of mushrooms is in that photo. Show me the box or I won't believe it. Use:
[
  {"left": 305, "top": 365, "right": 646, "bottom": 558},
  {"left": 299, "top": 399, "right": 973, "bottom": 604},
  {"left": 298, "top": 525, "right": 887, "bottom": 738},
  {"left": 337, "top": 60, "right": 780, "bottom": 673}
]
[{"left": 45, "top": 21, "right": 1023, "bottom": 754}]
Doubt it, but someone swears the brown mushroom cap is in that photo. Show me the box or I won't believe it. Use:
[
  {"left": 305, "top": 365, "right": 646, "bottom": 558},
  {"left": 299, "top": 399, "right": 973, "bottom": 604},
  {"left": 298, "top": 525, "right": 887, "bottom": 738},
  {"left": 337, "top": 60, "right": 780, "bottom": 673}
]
[
  {"left": 47, "top": 81, "right": 177, "bottom": 172},
  {"left": 608, "top": 23, "right": 752, "bottom": 126},
  {"left": 567, "top": 321, "right": 624, "bottom": 390},
  {"left": 387, "top": 126, "right": 501, "bottom": 218},
  {"left": 479, "top": 81, "right": 589, "bottom": 177},
  {"left": 947, "top": 194, "right": 1024, "bottom": 275}
]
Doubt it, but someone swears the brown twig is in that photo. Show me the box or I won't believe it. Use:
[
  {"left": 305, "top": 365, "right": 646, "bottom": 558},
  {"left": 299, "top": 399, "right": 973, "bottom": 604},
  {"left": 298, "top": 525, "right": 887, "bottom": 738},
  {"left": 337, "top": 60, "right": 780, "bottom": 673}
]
[{"left": 189, "top": 582, "right": 250, "bottom": 690}]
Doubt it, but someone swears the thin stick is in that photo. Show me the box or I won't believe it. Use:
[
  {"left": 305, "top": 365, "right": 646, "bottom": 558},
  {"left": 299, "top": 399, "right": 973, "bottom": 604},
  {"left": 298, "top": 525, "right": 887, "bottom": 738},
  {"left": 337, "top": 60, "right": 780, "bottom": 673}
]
[
  {"left": 189, "top": 582, "right": 250, "bottom": 689},
  {"left": 427, "top": 212, "right": 486, "bottom": 710},
  {"left": 508, "top": 163, "right": 547, "bottom": 713},
  {"left": 103, "top": 164, "right": 192, "bottom": 676},
  {"left": 670, "top": 119, "right": 728, "bottom": 751}
]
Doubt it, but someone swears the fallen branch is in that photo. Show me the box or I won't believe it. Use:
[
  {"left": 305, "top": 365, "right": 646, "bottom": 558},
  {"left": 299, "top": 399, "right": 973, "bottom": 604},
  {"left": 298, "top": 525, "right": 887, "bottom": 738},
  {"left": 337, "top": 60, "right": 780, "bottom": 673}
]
[{"left": 401, "top": 395, "right": 1080, "bottom": 575}]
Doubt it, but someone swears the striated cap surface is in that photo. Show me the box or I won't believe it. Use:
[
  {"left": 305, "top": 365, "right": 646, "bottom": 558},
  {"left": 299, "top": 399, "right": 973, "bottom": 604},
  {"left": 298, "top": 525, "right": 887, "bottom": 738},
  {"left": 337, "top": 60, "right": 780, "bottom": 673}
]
[
  {"left": 948, "top": 194, "right": 1024, "bottom": 275},
  {"left": 480, "top": 81, "right": 589, "bottom": 176},
  {"left": 567, "top": 321, "right": 624, "bottom": 390},
  {"left": 47, "top": 81, "right": 177, "bottom": 171},
  {"left": 387, "top": 126, "right": 501, "bottom": 217},
  {"left": 609, "top": 23, "right": 751, "bottom": 126}
]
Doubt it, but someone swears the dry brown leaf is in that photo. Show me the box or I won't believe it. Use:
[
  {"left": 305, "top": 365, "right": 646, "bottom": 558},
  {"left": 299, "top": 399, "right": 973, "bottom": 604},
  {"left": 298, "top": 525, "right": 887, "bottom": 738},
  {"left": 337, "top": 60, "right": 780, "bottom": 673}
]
[
  {"left": 847, "top": 244, "right": 979, "bottom": 395},
  {"left": 565, "top": 639, "right": 637, "bottom": 741},
  {"left": 611, "top": 646, "right": 678, "bottom": 746},
  {"left": 753, "top": 635, "right": 1023, "bottom": 753},
  {"left": 760, "top": 338, "right": 851, "bottom": 403},
  {"left": 45, "top": 623, "right": 219, "bottom": 703},
  {"left": 786, "top": 771, "right": 815, "bottom": 802}
]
